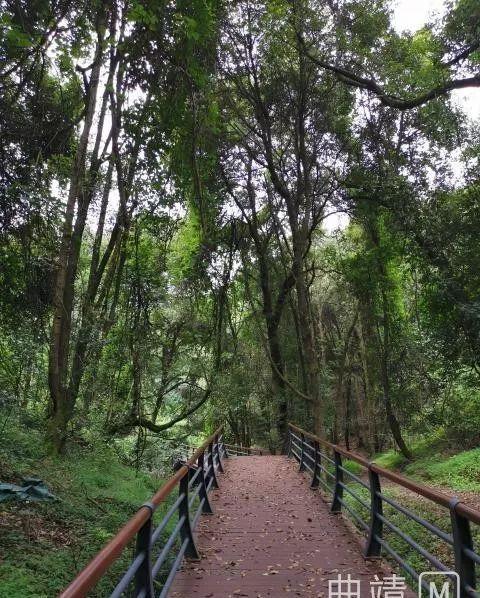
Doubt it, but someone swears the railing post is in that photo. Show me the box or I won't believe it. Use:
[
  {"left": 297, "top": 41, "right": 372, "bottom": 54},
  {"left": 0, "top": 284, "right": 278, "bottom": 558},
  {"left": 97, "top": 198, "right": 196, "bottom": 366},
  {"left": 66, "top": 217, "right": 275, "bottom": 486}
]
[
  {"left": 299, "top": 433, "right": 306, "bottom": 472},
  {"left": 331, "top": 450, "right": 344, "bottom": 513},
  {"left": 179, "top": 471, "right": 200, "bottom": 559},
  {"left": 197, "top": 452, "right": 213, "bottom": 514},
  {"left": 215, "top": 434, "right": 224, "bottom": 473},
  {"left": 208, "top": 440, "right": 219, "bottom": 488},
  {"left": 220, "top": 436, "right": 229, "bottom": 459},
  {"left": 450, "top": 498, "right": 476, "bottom": 596},
  {"left": 287, "top": 428, "right": 293, "bottom": 457},
  {"left": 365, "top": 465, "right": 383, "bottom": 558},
  {"left": 134, "top": 502, "right": 155, "bottom": 597},
  {"left": 310, "top": 440, "right": 320, "bottom": 489}
]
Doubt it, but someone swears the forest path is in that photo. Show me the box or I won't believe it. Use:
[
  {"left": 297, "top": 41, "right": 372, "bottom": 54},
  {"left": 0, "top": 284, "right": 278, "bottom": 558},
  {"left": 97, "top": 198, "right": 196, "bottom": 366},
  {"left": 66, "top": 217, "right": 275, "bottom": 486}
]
[{"left": 170, "top": 456, "right": 409, "bottom": 598}]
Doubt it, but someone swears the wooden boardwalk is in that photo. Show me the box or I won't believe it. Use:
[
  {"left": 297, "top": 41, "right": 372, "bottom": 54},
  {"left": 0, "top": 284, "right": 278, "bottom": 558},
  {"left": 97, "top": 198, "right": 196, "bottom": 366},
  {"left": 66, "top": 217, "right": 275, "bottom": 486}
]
[{"left": 171, "top": 456, "right": 411, "bottom": 598}]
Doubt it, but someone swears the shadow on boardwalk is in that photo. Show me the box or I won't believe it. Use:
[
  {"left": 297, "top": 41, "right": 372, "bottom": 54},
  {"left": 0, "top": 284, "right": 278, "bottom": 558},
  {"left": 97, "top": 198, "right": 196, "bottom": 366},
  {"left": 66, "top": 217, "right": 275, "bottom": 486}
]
[{"left": 171, "top": 456, "right": 414, "bottom": 597}]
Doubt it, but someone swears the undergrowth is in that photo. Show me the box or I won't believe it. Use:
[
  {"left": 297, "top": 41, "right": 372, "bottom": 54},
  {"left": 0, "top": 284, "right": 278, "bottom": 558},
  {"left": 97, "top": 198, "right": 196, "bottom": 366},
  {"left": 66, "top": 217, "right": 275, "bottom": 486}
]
[
  {"left": 0, "top": 422, "right": 177, "bottom": 597},
  {"left": 331, "top": 435, "right": 480, "bottom": 590}
]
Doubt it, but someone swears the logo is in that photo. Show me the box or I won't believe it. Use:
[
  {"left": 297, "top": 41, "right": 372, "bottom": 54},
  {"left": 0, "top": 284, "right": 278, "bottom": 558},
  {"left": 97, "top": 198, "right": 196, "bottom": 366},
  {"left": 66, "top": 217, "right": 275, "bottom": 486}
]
[{"left": 418, "top": 572, "right": 460, "bottom": 598}]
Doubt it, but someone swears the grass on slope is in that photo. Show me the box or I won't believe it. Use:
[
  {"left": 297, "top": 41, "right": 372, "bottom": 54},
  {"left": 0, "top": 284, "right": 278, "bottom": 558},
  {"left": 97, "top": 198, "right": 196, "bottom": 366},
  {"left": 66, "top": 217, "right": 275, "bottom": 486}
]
[
  {"left": 374, "top": 437, "right": 480, "bottom": 493},
  {"left": 0, "top": 422, "right": 170, "bottom": 598},
  {"left": 338, "top": 435, "right": 480, "bottom": 590}
]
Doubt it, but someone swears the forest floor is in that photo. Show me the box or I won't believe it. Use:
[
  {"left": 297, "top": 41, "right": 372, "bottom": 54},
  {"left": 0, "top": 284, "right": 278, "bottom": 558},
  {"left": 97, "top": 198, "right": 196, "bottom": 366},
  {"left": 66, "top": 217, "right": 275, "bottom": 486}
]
[
  {"left": 374, "top": 437, "right": 480, "bottom": 499},
  {"left": 0, "top": 421, "right": 169, "bottom": 598}
]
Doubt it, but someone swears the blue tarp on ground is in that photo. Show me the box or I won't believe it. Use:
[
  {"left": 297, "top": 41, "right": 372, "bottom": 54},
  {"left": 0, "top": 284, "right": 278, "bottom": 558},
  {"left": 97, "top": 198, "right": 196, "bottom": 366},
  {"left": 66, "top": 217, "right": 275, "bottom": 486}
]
[{"left": 0, "top": 478, "right": 57, "bottom": 502}]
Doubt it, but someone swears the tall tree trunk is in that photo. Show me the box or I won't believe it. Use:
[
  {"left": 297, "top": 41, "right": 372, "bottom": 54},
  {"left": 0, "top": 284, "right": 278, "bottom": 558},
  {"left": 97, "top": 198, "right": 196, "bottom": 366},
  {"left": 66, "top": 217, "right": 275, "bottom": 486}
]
[
  {"left": 295, "top": 267, "right": 322, "bottom": 435},
  {"left": 69, "top": 162, "right": 114, "bottom": 411},
  {"left": 47, "top": 20, "right": 105, "bottom": 452},
  {"left": 352, "top": 372, "right": 366, "bottom": 449},
  {"left": 357, "top": 314, "right": 378, "bottom": 452},
  {"left": 344, "top": 374, "right": 352, "bottom": 451},
  {"left": 333, "top": 310, "right": 359, "bottom": 443},
  {"left": 237, "top": 162, "right": 293, "bottom": 451},
  {"left": 379, "top": 289, "right": 412, "bottom": 459}
]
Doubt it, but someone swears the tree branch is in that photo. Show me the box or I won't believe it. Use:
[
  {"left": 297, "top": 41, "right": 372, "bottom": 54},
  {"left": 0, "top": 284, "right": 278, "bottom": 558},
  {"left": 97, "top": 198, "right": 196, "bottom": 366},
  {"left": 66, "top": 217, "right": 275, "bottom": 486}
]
[
  {"left": 110, "top": 389, "right": 212, "bottom": 435},
  {"left": 299, "top": 35, "right": 480, "bottom": 110}
]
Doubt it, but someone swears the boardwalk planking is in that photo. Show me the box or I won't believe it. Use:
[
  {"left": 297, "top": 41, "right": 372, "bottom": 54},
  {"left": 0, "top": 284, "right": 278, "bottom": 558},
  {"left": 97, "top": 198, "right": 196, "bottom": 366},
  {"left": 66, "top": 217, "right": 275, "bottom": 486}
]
[{"left": 171, "top": 455, "right": 414, "bottom": 597}]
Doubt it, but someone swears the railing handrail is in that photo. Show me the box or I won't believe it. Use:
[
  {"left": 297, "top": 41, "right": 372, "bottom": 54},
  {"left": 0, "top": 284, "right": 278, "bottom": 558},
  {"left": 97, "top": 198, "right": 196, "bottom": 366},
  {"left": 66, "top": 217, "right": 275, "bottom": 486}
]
[
  {"left": 288, "top": 422, "right": 480, "bottom": 597},
  {"left": 60, "top": 426, "right": 223, "bottom": 598},
  {"left": 288, "top": 423, "right": 480, "bottom": 522},
  {"left": 174, "top": 441, "right": 265, "bottom": 457},
  {"left": 223, "top": 443, "right": 265, "bottom": 455}
]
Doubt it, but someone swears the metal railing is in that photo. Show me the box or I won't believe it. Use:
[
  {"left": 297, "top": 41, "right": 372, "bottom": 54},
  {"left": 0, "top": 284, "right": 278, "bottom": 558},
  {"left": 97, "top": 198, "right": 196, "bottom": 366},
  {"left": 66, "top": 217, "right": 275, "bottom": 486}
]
[
  {"left": 288, "top": 423, "right": 480, "bottom": 598},
  {"left": 223, "top": 443, "right": 265, "bottom": 456},
  {"left": 60, "top": 428, "right": 227, "bottom": 598},
  {"left": 176, "top": 442, "right": 264, "bottom": 457}
]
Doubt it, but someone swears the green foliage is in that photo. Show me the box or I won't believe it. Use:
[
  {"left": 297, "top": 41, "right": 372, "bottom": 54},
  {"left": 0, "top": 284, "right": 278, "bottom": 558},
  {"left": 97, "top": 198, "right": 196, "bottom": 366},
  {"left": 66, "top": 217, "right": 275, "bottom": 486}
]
[
  {"left": 168, "top": 209, "right": 203, "bottom": 280},
  {"left": 405, "top": 449, "right": 480, "bottom": 492},
  {"left": 372, "top": 432, "right": 480, "bottom": 493},
  {"left": 1, "top": 0, "right": 480, "bottom": 588},
  {"left": 0, "top": 423, "right": 165, "bottom": 597},
  {"left": 342, "top": 459, "right": 363, "bottom": 476},
  {"left": 341, "top": 431, "right": 480, "bottom": 589},
  {"left": 127, "top": 2, "right": 159, "bottom": 29}
]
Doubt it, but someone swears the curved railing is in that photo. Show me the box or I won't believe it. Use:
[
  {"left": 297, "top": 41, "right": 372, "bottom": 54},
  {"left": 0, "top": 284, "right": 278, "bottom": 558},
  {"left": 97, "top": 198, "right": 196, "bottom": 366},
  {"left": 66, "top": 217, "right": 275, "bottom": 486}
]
[
  {"left": 288, "top": 423, "right": 480, "bottom": 598},
  {"left": 176, "top": 442, "right": 265, "bottom": 457},
  {"left": 222, "top": 443, "right": 265, "bottom": 456},
  {"left": 60, "top": 428, "right": 227, "bottom": 598}
]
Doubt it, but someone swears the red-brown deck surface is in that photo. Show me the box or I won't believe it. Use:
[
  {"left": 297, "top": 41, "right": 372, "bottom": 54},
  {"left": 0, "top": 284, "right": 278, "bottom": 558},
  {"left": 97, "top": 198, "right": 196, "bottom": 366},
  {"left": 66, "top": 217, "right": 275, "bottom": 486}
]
[{"left": 171, "top": 456, "right": 413, "bottom": 598}]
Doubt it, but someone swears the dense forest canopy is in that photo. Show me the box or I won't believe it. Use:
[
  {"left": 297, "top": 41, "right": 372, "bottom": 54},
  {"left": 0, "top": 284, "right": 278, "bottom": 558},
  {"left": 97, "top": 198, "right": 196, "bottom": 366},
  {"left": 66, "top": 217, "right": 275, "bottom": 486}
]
[{"left": 1, "top": 0, "right": 480, "bottom": 462}]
